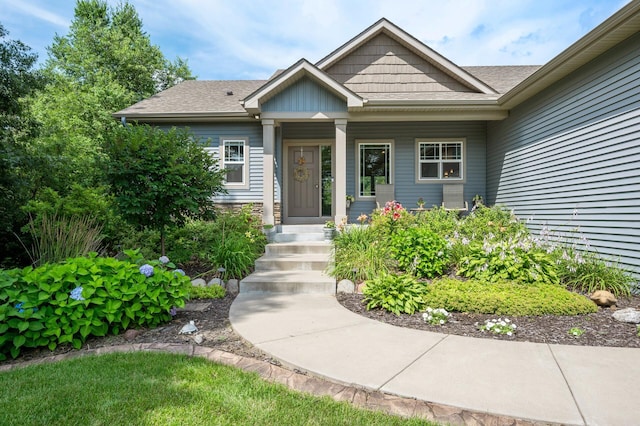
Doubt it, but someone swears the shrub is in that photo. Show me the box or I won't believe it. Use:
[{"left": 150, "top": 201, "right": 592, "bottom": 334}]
[
  {"left": 390, "top": 227, "right": 450, "bottom": 278},
  {"left": 457, "top": 234, "right": 558, "bottom": 285},
  {"left": 413, "top": 207, "right": 459, "bottom": 237},
  {"left": 369, "top": 200, "right": 413, "bottom": 239},
  {"left": 188, "top": 285, "right": 226, "bottom": 300},
  {"left": 330, "top": 225, "right": 393, "bottom": 281},
  {"left": 552, "top": 249, "right": 633, "bottom": 297},
  {"left": 363, "top": 273, "right": 427, "bottom": 315},
  {"left": 422, "top": 278, "right": 597, "bottom": 316},
  {"left": 458, "top": 205, "right": 527, "bottom": 241},
  {"left": 0, "top": 250, "right": 190, "bottom": 360}
]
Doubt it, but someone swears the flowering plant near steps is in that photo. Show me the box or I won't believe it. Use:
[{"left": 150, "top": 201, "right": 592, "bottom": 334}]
[
  {"left": 357, "top": 214, "right": 368, "bottom": 225},
  {"left": 478, "top": 318, "right": 517, "bottom": 336},
  {"left": 423, "top": 307, "right": 450, "bottom": 325},
  {"left": 0, "top": 249, "right": 190, "bottom": 360}
]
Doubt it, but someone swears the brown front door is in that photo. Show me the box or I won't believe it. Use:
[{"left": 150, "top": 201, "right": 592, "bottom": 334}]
[{"left": 288, "top": 146, "right": 319, "bottom": 217}]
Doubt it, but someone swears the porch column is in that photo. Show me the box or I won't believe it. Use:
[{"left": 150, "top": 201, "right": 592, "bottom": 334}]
[
  {"left": 262, "top": 119, "right": 275, "bottom": 226},
  {"left": 335, "top": 119, "right": 348, "bottom": 224}
]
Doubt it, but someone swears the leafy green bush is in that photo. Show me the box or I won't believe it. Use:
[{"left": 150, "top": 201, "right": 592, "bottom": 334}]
[
  {"left": 188, "top": 285, "right": 226, "bottom": 300},
  {"left": 553, "top": 249, "right": 633, "bottom": 297},
  {"left": 369, "top": 200, "right": 414, "bottom": 239},
  {"left": 458, "top": 205, "right": 527, "bottom": 240},
  {"left": 122, "top": 206, "right": 267, "bottom": 279},
  {"left": 413, "top": 207, "right": 459, "bottom": 237},
  {"left": 457, "top": 235, "right": 559, "bottom": 285},
  {"left": 422, "top": 278, "right": 597, "bottom": 316},
  {"left": 330, "top": 225, "right": 393, "bottom": 281},
  {"left": 390, "top": 227, "right": 450, "bottom": 278},
  {"left": 363, "top": 273, "right": 427, "bottom": 315},
  {"left": 0, "top": 250, "right": 190, "bottom": 360}
]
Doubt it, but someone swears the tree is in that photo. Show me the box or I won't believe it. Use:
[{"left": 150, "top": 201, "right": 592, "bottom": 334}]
[
  {"left": 30, "top": 0, "right": 194, "bottom": 192},
  {"left": 104, "top": 125, "right": 226, "bottom": 255},
  {"left": 0, "top": 23, "right": 45, "bottom": 265}
]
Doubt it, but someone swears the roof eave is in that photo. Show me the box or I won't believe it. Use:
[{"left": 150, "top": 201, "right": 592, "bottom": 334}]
[
  {"left": 112, "top": 111, "right": 255, "bottom": 123},
  {"left": 500, "top": 1, "right": 640, "bottom": 109},
  {"left": 316, "top": 18, "right": 498, "bottom": 95}
]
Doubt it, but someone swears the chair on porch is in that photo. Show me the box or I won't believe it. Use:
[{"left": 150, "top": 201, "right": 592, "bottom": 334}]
[
  {"left": 442, "top": 184, "right": 468, "bottom": 212},
  {"left": 375, "top": 184, "right": 395, "bottom": 208}
]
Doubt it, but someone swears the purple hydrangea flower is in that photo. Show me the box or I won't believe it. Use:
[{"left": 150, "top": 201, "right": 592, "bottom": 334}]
[
  {"left": 173, "top": 269, "right": 185, "bottom": 276},
  {"left": 70, "top": 286, "right": 85, "bottom": 301},
  {"left": 139, "top": 264, "right": 154, "bottom": 277},
  {"left": 159, "top": 256, "right": 170, "bottom": 264}
]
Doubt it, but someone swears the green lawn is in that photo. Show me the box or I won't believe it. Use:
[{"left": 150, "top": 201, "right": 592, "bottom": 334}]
[{"left": 0, "top": 352, "right": 436, "bottom": 425}]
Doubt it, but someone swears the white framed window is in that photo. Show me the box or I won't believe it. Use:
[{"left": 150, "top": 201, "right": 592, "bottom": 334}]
[
  {"left": 221, "top": 137, "right": 249, "bottom": 188},
  {"left": 357, "top": 140, "right": 393, "bottom": 198},
  {"left": 416, "top": 139, "right": 464, "bottom": 181}
]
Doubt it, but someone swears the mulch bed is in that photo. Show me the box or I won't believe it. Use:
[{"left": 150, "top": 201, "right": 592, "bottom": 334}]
[{"left": 337, "top": 293, "right": 640, "bottom": 348}]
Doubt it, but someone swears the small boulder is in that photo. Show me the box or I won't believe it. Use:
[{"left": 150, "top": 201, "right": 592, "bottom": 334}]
[
  {"left": 123, "top": 329, "right": 140, "bottom": 341},
  {"left": 337, "top": 279, "right": 355, "bottom": 293},
  {"left": 226, "top": 279, "right": 239, "bottom": 293},
  {"left": 356, "top": 282, "right": 367, "bottom": 294},
  {"left": 179, "top": 320, "right": 198, "bottom": 335},
  {"left": 612, "top": 308, "right": 640, "bottom": 324},
  {"left": 207, "top": 278, "right": 224, "bottom": 287},
  {"left": 191, "top": 278, "right": 206, "bottom": 287},
  {"left": 590, "top": 290, "right": 617, "bottom": 307},
  {"left": 193, "top": 334, "right": 204, "bottom": 345}
]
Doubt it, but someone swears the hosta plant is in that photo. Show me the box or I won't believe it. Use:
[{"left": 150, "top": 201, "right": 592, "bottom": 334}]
[
  {"left": 363, "top": 273, "right": 426, "bottom": 316},
  {"left": 390, "top": 227, "right": 450, "bottom": 278}
]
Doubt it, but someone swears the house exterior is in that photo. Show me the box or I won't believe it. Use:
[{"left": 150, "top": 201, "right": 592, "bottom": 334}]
[{"left": 114, "top": 2, "right": 640, "bottom": 276}]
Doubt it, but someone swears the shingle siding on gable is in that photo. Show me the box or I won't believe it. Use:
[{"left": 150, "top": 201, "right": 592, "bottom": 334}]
[
  {"left": 172, "top": 122, "right": 279, "bottom": 203},
  {"left": 325, "top": 33, "right": 473, "bottom": 95},
  {"left": 262, "top": 77, "right": 347, "bottom": 112},
  {"left": 487, "top": 32, "right": 640, "bottom": 275}
]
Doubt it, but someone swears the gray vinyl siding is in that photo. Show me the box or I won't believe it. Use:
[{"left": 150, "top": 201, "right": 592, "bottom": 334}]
[
  {"left": 165, "top": 122, "right": 279, "bottom": 203},
  {"left": 487, "top": 32, "right": 640, "bottom": 276},
  {"left": 262, "top": 77, "right": 347, "bottom": 112},
  {"left": 283, "top": 121, "right": 486, "bottom": 221}
]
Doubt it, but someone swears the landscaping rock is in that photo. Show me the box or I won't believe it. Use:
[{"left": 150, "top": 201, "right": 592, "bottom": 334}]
[
  {"left": 357, "top": 282, "right": 366, "bottom": 294},
  {"left": 337, "top": 279, "right": 355, "bottom": 293},
  {"left": 123, "top": 329, "right": 140, "bottom": 341},
  {"left": 226, "top": 279, "right": 239, "bottom": 294},
  {"left": 207, "top": 278, "right": 224, "bottom": 287},
  {"left": 191, "top": 278, "right": 206, "bottom": 287},
  {"left": 590, "top": 290, "right": 617, "bottom": 307},
  {"left": 193, "top": 334, "right": 204, "bottom": 345},
  {"left": 179, "top": 320, "right": 198, "bottom": 335},
  {"left": 612, "top": 308, "right": 640, "bottom": 324}
]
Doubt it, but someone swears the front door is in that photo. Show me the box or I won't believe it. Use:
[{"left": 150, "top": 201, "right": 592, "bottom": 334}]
[{"left": 288, "top": 146, "right": 319, "bottom": 217}]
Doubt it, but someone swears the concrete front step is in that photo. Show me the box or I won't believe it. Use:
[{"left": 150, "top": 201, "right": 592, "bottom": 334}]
[
  {"left": 272, "top": 232, "right": 325, "bottom": 243},
  {"left": 265, "top": 241, "right": 332, "bottom": 256},
  {"left": 240, "top": 271, "right": 336, "bottom": 294},
  {"left": 254, "top": 253, "right": 331, "bottom": 272}
]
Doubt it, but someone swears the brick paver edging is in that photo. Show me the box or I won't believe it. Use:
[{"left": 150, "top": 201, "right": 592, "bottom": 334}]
[{"left": 0, "top": 343, "right": 549, "bottom": 426}]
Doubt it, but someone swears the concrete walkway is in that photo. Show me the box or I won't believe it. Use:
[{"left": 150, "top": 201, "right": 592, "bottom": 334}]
[{"left": 230, "top": 293, "right": 640, "bottom": 426}]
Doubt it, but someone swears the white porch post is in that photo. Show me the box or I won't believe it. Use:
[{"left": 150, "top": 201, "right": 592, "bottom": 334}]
[
  {"left": 334, "top": 119, "right": 348, "bottom": 224},
  {"left": 262, "top": 119, "right": 275, "bottom": 226}
]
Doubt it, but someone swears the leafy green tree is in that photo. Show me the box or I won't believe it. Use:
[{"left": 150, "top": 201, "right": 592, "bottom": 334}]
[
  {"left": 0, "top": 23, "right": 45, "bottom": 265},
  {"left": 104, "top": 125, "right": 226, "bottom": 255},
  {"left": 30, "top": 0, "right": 194, "bottom": 192}
]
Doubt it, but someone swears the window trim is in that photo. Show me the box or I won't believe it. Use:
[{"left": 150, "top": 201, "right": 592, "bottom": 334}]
[
  {"left": 415, "top": 138, "right": 465, "bottom": 183},
  {"left": 356, "top": 139, "right": 394, "bottom": 199},
  {"left": 220, "top": 136, "right": 250, "bottom": 189}
]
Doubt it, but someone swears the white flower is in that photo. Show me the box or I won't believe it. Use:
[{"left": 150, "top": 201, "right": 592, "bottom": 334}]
[{"left": 507, "top": 332, "right": 513, "bottom": 336}]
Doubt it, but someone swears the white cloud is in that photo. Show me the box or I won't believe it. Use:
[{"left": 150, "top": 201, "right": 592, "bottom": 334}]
[{"left": 2, "top": 0, "right": 629, "bottom": 79}]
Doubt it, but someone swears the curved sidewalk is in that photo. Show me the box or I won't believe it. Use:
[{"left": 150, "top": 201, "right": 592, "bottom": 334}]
[{"left": 230, "top": 293, "right": 640, "bottom": 426}]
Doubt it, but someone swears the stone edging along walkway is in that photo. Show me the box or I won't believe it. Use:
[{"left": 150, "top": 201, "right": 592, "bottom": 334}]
[{"left": 0, "top": 343, "right": 546, "bottom": 426}]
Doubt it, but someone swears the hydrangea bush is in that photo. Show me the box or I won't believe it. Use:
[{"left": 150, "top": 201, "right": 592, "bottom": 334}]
[{"left": 0, "top": 249, "right": 190, "bottom": 360}]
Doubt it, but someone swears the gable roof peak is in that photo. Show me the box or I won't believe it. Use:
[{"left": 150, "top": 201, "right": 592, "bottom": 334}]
[{"left": 316, "top": 18, "right": 497, "bottom": 95}]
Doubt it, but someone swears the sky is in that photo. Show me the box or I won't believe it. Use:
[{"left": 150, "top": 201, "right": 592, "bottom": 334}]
[{"left": 2, "top": 0, "right": 630, "bottom": 81}]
